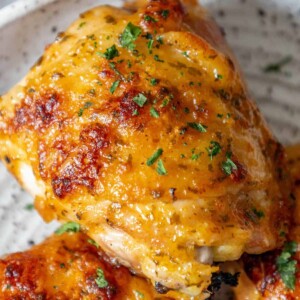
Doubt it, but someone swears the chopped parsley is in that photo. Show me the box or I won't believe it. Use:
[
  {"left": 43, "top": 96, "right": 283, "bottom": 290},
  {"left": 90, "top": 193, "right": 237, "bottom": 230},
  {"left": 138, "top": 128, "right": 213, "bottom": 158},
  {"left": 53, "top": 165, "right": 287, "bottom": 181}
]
[
  {"left": 147, "top": 149, "right": 163, "bottom": 166},
  {"left": 252, "top": 208, "right": 265, "bottom": 219},
  {"left": 150, "top": 78, "right": 158, "bottom": 86},
  {"left": 133, "top": 93, "right": 147, "bottom": 107},
  {"left": 120, "top": 22, "right": 142, "bottom": 51},
  {"left": 182, "top": 51, "right": 189, "bottom": 58},
  {"left": 187, "top": 122, "right": 207, "bottom": 133},
  {"left": 78, "top": 101, "right": 93, "bottom": 117},
  {"left": 78, "top": 21, "right": 86, "bottom": 29},
  {"left": 147, "top": 39, "right": 154, "bottom": 52},
  {"left": 132, "top": 109, "right": 139, "bottom": 116},
  {"left": 95, "top": 268, "right": 108, "bottom": 288},
  {"left": 110, "top": 80, "right": 120, "bottom": 94},
  {"left": 55, "top": 222, "right": 80, "bottom": 235},
  {"left": 98, "top": 44, "right": 119, "bottom": 60},
  {"left": 24, "top": 203, "right": 34, "bottom": 211},
  {"left": 157, "top": 159, "right": 167, "bottom": 175},
  {"left": 263, "top": 56, "right": 292, "bottom": 73},
  {"left": 144, "top": 15, "right": 157, "bottom": 22},
  {"left": 222, "top": 152, "right": 237, "bottom": 175},
  {"left": 150, "top": 107, "right": 160, "bottom": 118},
  {"left": 206, "top": 141, "right": 221, "bottom": 160},
  {"left": 154, "top": 54, "right": 164, "bottom": 62},
  {"left": 276, "top": 241, "right": 298, "bottom": 290},
  {"left": 109, "top": 62, "right": 123, "bottom": 78},
  {"left": 161, "top": 10, "right": 170, "bottom": 19},
  {"left": 88, "top": 239, "right": 99, "bottom": 248},
  {"left": 134, "top": 290, "right": 145, "bottom": 298}
]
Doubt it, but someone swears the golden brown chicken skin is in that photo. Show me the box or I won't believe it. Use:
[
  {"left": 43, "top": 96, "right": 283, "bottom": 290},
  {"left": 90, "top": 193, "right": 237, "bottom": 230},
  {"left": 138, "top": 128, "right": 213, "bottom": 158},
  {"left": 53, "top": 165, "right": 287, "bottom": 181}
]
[
  {"left": 231, "top": 145, "right": 300, "bottom": 300},
  {"left": 0, "top": 0, "right": 291, "bottom": 296},
  {"left": 0, "top": 232, "right": 160, "bottom": 300}
]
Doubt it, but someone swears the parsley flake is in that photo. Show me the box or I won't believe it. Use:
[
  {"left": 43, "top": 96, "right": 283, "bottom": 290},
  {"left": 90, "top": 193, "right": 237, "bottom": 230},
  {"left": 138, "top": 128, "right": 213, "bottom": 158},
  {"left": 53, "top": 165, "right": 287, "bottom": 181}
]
[
  {"left": 182, "top": 51, "right": 189, "bottom": 58},
  {"left": 132, "top": 109, "right": 139, "bottom": 116},
  {"left": 150, "top": 78, "right": 158, "bottom": 86},
  {"left": 110, "top": 80, "right": 120, "bottom": 94},
  {"left": 98, "top": 44, "right": 119, "bottom": 60},
  {"left": 187, "top": 122, "right": 207, "bottom": 133},
  {"left": 161, "top": 10, "right": 170, "bottom": 19},
  {"left": 134, "top": 290, "right": 145, "bottom": 299},
  {"left": 276, "top": 241, "right": 298, "bottom": 290},
  {"left": 133, "top": 93, "right": 147, "bottom": 107},
  {"left": 147, "top": 149, "right": 163, "bottom": 166},
  {"left": 55, "top": 222, "right": 80, "bottom": 235},
  {"left": 88, "top": 239, "right": 99, "bottom": 248},
  {"left": 78, "top": 22, "right": 86, "bottom": 29},
  {"left": 144, "top": 15, "right": 157, "bottom": 23},
  {"left": 252, "top": 208, "right": 265, "bottom": 219},
  {"left": 263, "top": 56, "right": 292, "bottom": 73},
  {"left": 206, "top": 141, "right": 221, "bottom": 160},
  {"left": 24, "top": 203, "right": 34, "bottom": 211},
  {"left": 78, "top": 101, "right": 93, "bottom": 117},
  {"left": 95, "top": 268, "right": 108, "bottom": 288},
  {"left": 150, "top": 107, "right": 160, "bottom": 118},
  {"left": 221, "top": 152, "right": 237, "bottom": 175},
  {"left": 120, "top": 22, "right": 142, "bottom": 51},
  {"left": 157, "top": 159, "right": 167, "bottom": 175},
  {"left": 154, "top": 54, "right": 164, "bottom": 62}
]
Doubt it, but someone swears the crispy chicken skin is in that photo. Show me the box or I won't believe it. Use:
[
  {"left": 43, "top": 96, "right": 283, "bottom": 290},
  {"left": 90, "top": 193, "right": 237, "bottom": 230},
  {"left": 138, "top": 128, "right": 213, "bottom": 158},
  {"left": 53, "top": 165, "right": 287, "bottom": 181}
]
[
  {"left": 0, "top": 0, "right": 291, "bottom": 295},
  {"left": 231, "top": 145, "right": 300, "bottom": 300},
  {"left": 0, "top": 232, "right": 159, "bottom": 300}
]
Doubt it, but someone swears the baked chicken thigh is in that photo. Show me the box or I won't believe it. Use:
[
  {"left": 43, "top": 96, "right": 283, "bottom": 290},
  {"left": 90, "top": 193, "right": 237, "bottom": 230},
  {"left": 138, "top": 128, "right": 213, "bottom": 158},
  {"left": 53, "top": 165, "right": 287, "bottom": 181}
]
[
  {"left": 0, "top": 0, "right": 291, "bottom": 296},
  {"left": 227, "top": 144, "right": 300, "bottom": 300},
  {"left": 0, "top": 232, "right": 158, "bottom": 300}
]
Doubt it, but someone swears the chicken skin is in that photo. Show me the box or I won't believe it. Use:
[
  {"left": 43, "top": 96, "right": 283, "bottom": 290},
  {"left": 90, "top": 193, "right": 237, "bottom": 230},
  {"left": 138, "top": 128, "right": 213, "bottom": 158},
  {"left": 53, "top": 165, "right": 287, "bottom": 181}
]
[
  {"left": 229, "top": 144, "right": 300, "bottom": 300},
  {"left": 0, "top": 232, "right": 159, "bottom": 300},
  {"left": 0, "top": 0, "right": 291, "bottom": 296}
]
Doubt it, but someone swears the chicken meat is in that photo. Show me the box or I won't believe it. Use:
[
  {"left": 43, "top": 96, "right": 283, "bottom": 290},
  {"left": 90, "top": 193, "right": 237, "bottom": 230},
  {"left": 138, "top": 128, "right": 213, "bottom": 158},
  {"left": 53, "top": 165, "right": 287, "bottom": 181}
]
[
  {"left": 0, "top": 231, "right": 158, "bottom": 300},
  {"left": 0, "top": 0, "right": 291, "bottom": 296}
]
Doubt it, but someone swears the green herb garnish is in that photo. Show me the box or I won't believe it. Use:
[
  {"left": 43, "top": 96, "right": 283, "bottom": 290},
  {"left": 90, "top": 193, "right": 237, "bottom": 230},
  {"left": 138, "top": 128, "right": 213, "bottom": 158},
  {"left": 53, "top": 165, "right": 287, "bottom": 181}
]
[
  {"left": 157, "top": 159, "right": 167, "bottom": 175},
  {"left": 95, "top": 268, "right": 108, "bottom": 288},
  {"left": 263, "top": 56, "right": 292, "bottom": 73},
  {"left": 187, "top": 122, "right": 207, "bottom": 133},
  {"left": 252, "top": 208, "right": 265, "bottom": 219},
  {"left": 134, "top": 290, "right": 145, "bottom": 298},
  {"left": 110, "top": 80, "right": 120, "bottom": 94},
  {"left": 276, "top": 241, "right": 298, "bottom": 290},
  {"left": 206, "top": 141, "right": 221, "bottom": 160},
  {"left": 147, "top": 149, "right": 163, "bottom": 166},
  {"left": 150, "top": 78, "right": 158, "bottom": 86},
  {"left": 78, "top": 22, "right": 86, "bottom": 29},
  {"left": 144, "top": 15, "right": 157, "bottom": 22},
  {"left": 98, "top": 44, "right": 119, "bottom": 60},
  {"left": 120, "top": 22, "right": 142, "bottom": 51},
  {"left": 150, "top": 107, "right": 160, "bottom": 118},
  {"left": 88, "top": 239, "right": 99, "bottom": 248},
  {"left": 182, "top": 51, "right": 189, "bottom": 58},
  {"left": 55, "top": 222, "right": 80, "bottom": 235},
  {"left": 78, "top": 101, "right": 93, "bottom": 117},
  {"left": 221, "top": 152, "right": 237, "bottom": 175},
  {"left": 154, "top": 55, "right": 164, "bottom": 62},
  {"left": 161, "top": 10, "right": 170, "bottom": 19},
  {"left": 133, "top": 93, "right": 147, "bottom": 107},
  {"left": 24, "top": 203, "right": 34, "bottom": 211}
]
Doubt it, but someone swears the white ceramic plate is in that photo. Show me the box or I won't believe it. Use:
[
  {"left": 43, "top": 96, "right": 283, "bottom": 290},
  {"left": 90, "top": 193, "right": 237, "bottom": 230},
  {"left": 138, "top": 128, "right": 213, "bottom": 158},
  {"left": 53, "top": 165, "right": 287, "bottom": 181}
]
[{"left": 0, "top": 0, "right": 299, "bottom": 256}]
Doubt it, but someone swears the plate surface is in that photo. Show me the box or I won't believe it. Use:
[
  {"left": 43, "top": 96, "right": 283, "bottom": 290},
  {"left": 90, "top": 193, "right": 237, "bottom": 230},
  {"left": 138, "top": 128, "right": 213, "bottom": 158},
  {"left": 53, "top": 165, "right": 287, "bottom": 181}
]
[{"left": 0, "top": 0, "right": 299, "bottom": 255}]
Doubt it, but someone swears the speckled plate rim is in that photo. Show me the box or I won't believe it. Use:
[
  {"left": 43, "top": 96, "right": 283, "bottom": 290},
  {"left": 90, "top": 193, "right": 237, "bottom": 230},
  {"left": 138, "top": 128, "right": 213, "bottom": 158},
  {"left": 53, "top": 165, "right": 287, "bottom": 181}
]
[{"left": 0, "top": 0, "right": 59, "bottom": 28}]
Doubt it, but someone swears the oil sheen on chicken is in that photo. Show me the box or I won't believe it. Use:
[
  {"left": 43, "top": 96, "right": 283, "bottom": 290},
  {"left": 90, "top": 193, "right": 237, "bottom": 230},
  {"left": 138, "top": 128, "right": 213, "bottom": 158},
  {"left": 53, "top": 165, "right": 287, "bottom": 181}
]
[
  {"left": 0, "top": 0, "right": 291, "bottom": 296},
  {"left": 0, "top": 232, "right": 159, "bottom": 300}
]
